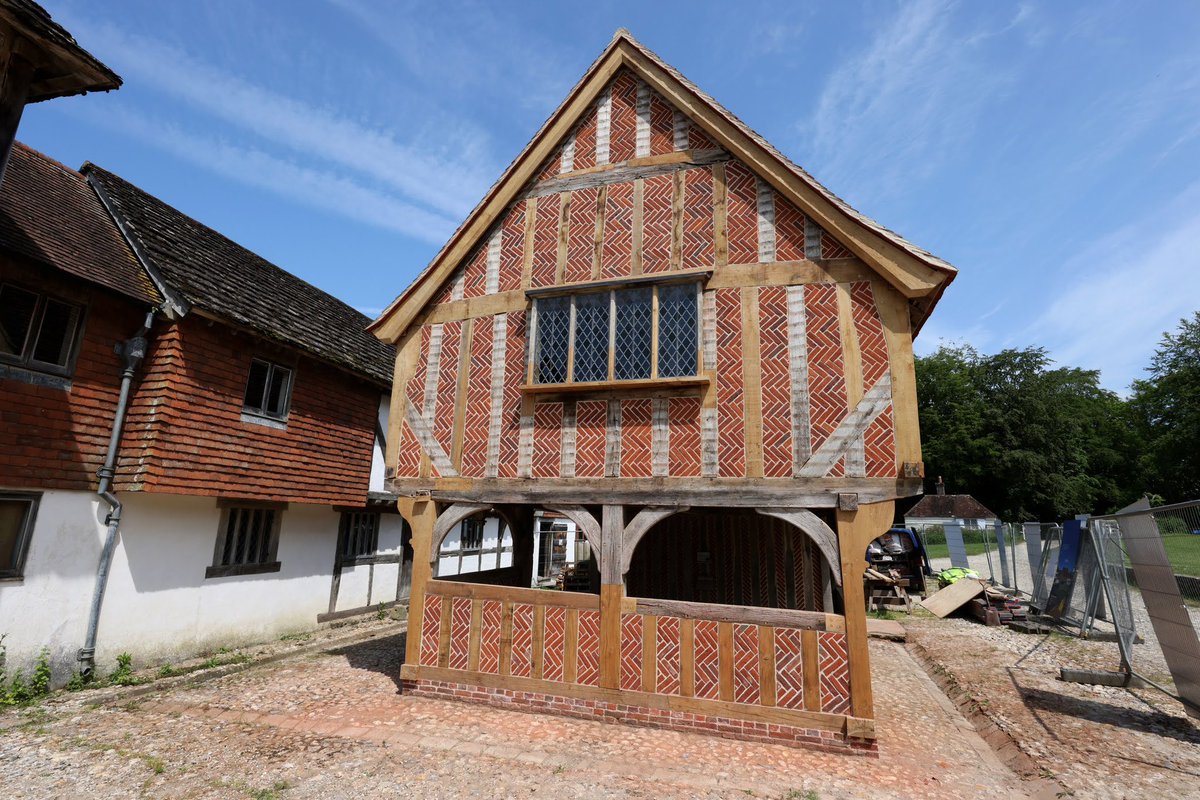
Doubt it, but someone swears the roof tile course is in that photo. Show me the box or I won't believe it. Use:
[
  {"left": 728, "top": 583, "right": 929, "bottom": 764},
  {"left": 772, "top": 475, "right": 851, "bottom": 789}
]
[
  {"left": 83, "top": 164, "right": 394, "bottom": 385},
  {"left": 0, "top": 143, "right": 157, "bottom": 303}
]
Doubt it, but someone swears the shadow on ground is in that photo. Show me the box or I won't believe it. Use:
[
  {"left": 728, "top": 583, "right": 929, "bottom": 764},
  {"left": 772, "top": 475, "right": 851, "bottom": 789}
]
[
  {"left": 1018, "top": 684, "right": 1200, "bottom": 745},
  {"left": 326, "top": 631, "right": 408, "bottom": 692}
]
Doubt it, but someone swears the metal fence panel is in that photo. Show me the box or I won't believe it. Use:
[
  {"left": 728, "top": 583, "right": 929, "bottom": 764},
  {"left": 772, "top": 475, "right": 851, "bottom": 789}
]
[
  {"left": 1109, "top": 498, "right": 1200, "bottom": 718},
  {"left": 944, "top": 522, "right": 968, "bottom": 569},
  {"left": 993, "top": 520, "right": 1011, "bottom": 588}
]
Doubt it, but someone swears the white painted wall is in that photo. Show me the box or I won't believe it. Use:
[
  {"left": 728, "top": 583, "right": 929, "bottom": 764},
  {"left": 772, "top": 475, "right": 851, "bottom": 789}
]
[
  {"left": 437, "top": 516, "right": 513, "bottom": 577},
  {"left": 333, "top": 514, "right": 406, "bottom": 612},
  {"left": 0, "top": 490, "right": 350, "bottom": 683},
  {"left": 0, "top": 489, "right": 105, "bottom": 682},
  {"left": 369, "top": 394, "right": 390, "bottom": 493}
]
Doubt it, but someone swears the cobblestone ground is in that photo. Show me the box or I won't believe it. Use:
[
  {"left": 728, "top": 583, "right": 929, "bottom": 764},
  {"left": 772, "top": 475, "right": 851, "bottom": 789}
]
[
  {"left": 0, "top": 629, "right": 1035, "bottom": 799},
  {"left": 906, "top": 614, "right": 1200, "bottom": 800}
]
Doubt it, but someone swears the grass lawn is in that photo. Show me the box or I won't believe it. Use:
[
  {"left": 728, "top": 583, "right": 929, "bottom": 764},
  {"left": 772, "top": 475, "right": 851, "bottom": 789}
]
[
  {"left": 924, "top": 541, "right": 995, "bottom": 561},
  {"left": 1156, "top": 535, "right": 1200, "bottom": 577}
]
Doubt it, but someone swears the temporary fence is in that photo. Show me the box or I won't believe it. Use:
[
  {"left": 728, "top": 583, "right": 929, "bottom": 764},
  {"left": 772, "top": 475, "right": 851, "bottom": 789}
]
[{"left": 1094, "top": 499, "right": 1200, "bottom": 719}]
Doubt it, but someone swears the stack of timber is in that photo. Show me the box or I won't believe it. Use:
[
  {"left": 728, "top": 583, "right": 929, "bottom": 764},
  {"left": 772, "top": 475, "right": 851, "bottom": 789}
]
[
  {"left": 864, "top": 567, "right": 913, "bottom": 613},
  {"left": 968, "top": 586, "right": 1028, "bottom": 627}
]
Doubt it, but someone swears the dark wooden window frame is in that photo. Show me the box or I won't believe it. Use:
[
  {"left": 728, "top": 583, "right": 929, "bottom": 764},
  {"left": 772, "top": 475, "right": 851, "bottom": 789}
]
[
  {"left": 0, "top": 491, "right": 40, "bottom": 580},
  {"left": 339, "top": 510, "right": 381, "bottom": 560},
  {"left": 241, "top": 357, "right": 295, "bottom": 423},
  {"left": 0, "top": 282, "right": 87, "bottom": 379},
  {"left": 525, "top": 274, "right": 705, "bottom": 391},
  {"left": 207, "top": 500, "right": 285, "bottom": 578}
]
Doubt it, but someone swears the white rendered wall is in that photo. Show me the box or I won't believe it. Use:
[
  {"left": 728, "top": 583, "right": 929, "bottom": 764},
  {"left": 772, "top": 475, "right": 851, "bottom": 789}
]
[
  {"left": 333, "top": 514, "right": 405, "bottom": 612},
  {"left": 96, "top": 493, "right": 338, "bottom": 666},
  {"left": 0, "top": 490, "right": 105, "bottom": 681},
  {"left": 369, "top": 394, "right": 390, "bottom": 494}
]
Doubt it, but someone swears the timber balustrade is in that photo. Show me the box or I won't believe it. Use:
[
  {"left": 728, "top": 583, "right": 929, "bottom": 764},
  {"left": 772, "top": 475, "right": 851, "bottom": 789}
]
[{"left": 411, "top": 579, "right": 866, "bottom": 737}]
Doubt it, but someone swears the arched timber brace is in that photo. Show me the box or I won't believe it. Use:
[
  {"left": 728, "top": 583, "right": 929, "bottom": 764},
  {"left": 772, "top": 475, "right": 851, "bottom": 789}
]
[
  {"left": 544, "top": 505, "right": 602, "bottom": 552},
  {"left": 619, "top": 506, "right": 689, "bottom": 579},
  {"left": 429, "top": 501, "right": 492, "bottom": 561},
  {"left": 755, "top": 508, "right": 843, "bottom": 586}
]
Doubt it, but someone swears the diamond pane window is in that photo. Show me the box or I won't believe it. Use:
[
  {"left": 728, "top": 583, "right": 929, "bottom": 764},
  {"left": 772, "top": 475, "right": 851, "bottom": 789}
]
[
  {"left": 535, "top": 295, "right": 570, "bottom": 383},
  {"left": 613, "top": 287, "right": 653, "bottom": 380},
  {"left": 657, "top": 283, "right": 698, "bottom": 377},
  {"left": 572, "top": 291, "right": 609, "bottom": 382},
  {"left": 529, "top": 281, "right": 701, "bottom": 385}
]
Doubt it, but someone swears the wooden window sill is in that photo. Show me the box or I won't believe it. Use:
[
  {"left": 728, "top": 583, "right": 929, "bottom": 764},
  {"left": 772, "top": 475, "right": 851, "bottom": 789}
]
[
  {"left": 521, "top": 376, "right": 709, "bottom": 395},
  {"left": 205, "top": 561, "right": 282, "bottom": 579}
]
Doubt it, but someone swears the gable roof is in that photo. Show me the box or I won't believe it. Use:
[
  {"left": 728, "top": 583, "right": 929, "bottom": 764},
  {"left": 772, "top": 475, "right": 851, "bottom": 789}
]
[
  {"left": 369, "top": 29, "right": 956, "bottom": 344},
  {"left": 905, "top": 494, "right": 999, "bottom": 521},
  {"left": 0, "top": 0, "right": 122, "bottom": 102},
  {"left": 0, "top": 142, "right": 157, "bottom": 303},
  {"left": 82, "top": 164, "right": 394, "bottom": 386}
]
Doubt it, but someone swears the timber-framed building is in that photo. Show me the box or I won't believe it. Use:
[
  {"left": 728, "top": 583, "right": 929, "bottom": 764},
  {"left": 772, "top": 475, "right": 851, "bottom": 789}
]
[{"left": 369, "top": 30, "right": 956, "bottom": 751}]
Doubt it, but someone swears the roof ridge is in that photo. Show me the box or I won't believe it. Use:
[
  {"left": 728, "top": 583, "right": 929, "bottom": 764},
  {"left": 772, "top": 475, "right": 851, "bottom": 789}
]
[
  {"left": 15, "top": 140, "right": 84, "bottom": 177},
  {"left": 82, "top": 163, "right": 375, "bottom": 326}
]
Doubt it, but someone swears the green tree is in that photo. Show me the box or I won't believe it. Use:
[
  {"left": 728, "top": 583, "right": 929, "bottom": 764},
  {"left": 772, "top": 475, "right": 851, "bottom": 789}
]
[
  {"left": 1129, "top": 312, "right": 1200, "bottom": 500},
  {"left": 916, "top": 344, "right": 1144, "bottom": 521}
]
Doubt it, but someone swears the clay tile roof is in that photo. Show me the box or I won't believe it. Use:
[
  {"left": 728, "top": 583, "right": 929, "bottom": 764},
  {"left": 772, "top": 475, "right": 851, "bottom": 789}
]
[
  {"left": 906, "top": 494, "right": 999, "bottom": 521},
  {"left": 0, "top": 142, "right": 157, "bottom": 304},
  {"left": 82, "top": 164, "right": 394, "bottom": 386},
  {"left": 1, "top": 0, "right": 122, "bottom": 101}
]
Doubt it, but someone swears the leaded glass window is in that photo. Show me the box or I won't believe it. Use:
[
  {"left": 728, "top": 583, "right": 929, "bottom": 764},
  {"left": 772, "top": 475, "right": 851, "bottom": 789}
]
[
  {"left": 657, "top": 283, "right": 699, "bottom": 377},
  {"left": 530, "top": 281, "right": 699, "bottom": 385},
  {"left": 613, "top": 287, "right": 653, "bottom": 380},
  {"left": 534, "top": 295, "right": 570, "bottom": 383},
  {"left": 572, "top": 292, "right": 609, "bottom": 382}
]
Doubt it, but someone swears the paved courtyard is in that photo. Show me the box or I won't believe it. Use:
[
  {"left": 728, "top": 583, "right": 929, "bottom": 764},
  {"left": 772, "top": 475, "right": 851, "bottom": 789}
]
[{"left": 0, "top": 626, "right": 1037, "bottom": 799}]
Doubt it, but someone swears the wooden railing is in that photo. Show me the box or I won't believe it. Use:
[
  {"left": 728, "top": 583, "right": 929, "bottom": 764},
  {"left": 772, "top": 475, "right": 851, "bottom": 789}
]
[
  {"left": 627, "top": 597, "right": 850, "bottom": 716},
  {"left": 412, "top": 580, "right": 864, "bottom": 737}
]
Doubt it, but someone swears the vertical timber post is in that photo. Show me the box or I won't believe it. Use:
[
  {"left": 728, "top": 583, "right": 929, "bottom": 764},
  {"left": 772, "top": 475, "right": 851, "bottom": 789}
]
[
  {"left": 400, "top": 496, "right": 437, "bottom": 673},
  {"left": 600, "top": 504, "right": 625, "bottom": 689},
  {"left": 835, "top": 499, "right": 894, "bottom": 720}
]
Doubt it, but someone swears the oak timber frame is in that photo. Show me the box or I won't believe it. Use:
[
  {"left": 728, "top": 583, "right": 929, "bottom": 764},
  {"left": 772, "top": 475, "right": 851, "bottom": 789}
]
[{"left": 374, "top": 30, "right": 956, "bottom": 746}]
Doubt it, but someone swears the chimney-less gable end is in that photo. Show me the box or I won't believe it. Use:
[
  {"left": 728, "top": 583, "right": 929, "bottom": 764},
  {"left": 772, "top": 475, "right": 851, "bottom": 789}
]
[{"left": 370, "top": 31, "right": 954, "bottom": 344}]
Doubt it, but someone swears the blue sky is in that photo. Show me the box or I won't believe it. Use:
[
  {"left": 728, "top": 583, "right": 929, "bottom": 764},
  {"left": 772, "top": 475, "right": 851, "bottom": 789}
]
[{"left": 21, "top": 1, "right": 1200, "bottom": 391}]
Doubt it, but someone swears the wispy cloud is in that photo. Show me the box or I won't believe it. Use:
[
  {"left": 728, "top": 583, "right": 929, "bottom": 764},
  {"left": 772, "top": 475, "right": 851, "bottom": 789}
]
[
  {"left": 326, "top": 0, "right": 574, "bottom": 112},
  {"left": 1028, "top": 180, "right": 1200, "bottom": 391},
  {"left": 57, "top": 13, "right": 493, "bottom": 220},
  {"left": 802, "top": 1, "right": 1038, "bottom": 204},
  {"left": 78, "top": 106, "right": 456, "bottom": 244}
]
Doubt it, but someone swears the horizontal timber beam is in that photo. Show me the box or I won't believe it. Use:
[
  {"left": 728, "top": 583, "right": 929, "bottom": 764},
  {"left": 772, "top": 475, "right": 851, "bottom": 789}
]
[
  {"left": 522, "top": 148, "right": 729, "bottom": 199},
  {"left": 385, "top": 477, "right": 922, "bottom": 508}
]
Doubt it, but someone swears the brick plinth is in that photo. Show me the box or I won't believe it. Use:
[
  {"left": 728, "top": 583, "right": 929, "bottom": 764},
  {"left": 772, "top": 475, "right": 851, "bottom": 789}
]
[{"left": 400, "top": 678, "right": 877, "bottom": 756}]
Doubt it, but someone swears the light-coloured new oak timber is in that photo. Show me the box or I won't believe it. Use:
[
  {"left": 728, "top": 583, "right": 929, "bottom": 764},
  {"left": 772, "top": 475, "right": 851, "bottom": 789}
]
[
  {"left": 801, "top": 628, "right": 820, "bottom": 711},
  {"left": 631, "top": 178, "right": 644, "bottom": 275},
  {"left": 521, "top": 196, "right": 537, "bottom": 289},
  {"left": 718, "top": 621, "right": 734, "bottom": 702},
  {"left": 399, "top": 496, "right": 436, "bottom": 669},
  {"left": 758, "top": 625, "right": 777, "bottom": 707},
  {"left": 556, "top": 193, "right": 571, "bottom": 284},
  {"left": 874, "top": 279, "right": 921, "bottom": 470},
  {"left": 836, "top": 499, "right": 895, "bottom": 720},
  {"left": 712, "top": 161, "right": 728, "bottom": 267}
]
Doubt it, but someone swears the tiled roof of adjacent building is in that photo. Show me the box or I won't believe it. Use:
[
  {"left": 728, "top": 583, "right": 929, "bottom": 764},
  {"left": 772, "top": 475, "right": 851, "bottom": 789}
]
[
  {"left": 0, "top": 0, "right": 122, "bottom": 101},
  {"left": 905, "top": 494, "right": 999, "bottom": 521},
  {"left": 0, "top": 143, "right": 157, "bottom": 303},
  {"left": 83, "top": 164, "right": 394, "bottom": 386}
]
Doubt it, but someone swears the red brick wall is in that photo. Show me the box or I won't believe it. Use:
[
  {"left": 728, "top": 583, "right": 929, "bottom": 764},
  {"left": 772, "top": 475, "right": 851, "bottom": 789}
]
[
  {"left": 117, "top": 315, "right": 378, "bottom": 504},
  {"left": 0, "top": 258, "right": 144, "bottom": 491}
]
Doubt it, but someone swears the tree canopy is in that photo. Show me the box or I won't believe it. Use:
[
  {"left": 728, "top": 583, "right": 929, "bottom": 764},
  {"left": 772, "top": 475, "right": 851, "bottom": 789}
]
[
  {"left": 915, "top": 343, "right": 1145, "bottom": 521},
  {"left": 1129, "top": 311, "right": 1200, "bottom": 501}
]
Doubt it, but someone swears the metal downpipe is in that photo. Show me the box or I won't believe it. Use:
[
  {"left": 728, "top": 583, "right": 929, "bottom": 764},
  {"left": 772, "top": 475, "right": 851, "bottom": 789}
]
[{"left": 78, "top": 310, "right": 154, "bottom": 679}]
